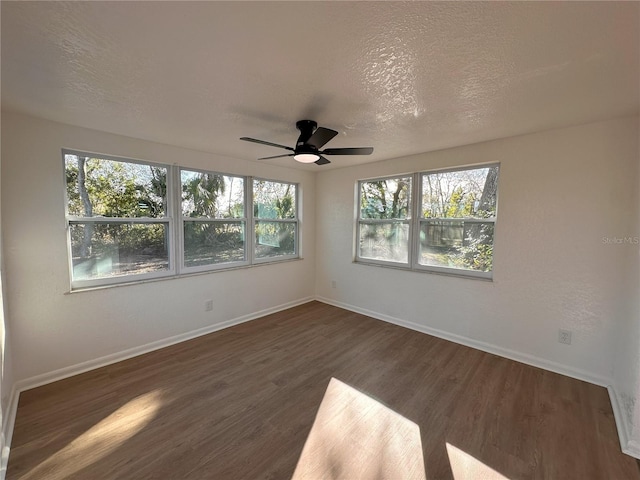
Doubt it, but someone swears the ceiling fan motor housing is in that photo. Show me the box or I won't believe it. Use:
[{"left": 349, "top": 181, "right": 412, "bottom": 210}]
[
  {"left": 295, "top": 143, "right": 319, "bottom": 155},
  {"left": 296, "top": 120, "right": 318, "bottom": 146}
]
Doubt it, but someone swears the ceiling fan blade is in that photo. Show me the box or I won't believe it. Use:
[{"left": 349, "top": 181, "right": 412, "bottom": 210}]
[
  {"left": 306, "top": 127, "right": 338, "bottom": 149},
  {"left": 240, "top": 137, "right": 294, "bottom": 151},
  {"left": 314, "top": 156, "right": 331, "bottom": 166},
  {"left": 258, "top": 153, "right": 295, "bottom": 160},
  {"left": 322, "top": 147, "right": 374, "bottom": 156}
]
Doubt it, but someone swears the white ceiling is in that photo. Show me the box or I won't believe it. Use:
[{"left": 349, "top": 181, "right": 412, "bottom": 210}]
[{"left": 2, "top": 1, "right": 639, "bottom": 170}]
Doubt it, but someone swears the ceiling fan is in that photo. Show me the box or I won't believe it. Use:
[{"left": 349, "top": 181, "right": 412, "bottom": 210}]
[{"left": 240, "top": 120, "right": 373, "bottom": 165}]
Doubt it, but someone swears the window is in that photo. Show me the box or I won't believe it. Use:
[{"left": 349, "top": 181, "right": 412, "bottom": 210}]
[
  {"left": 64, "top": 150, "right": 300, "bottom": 289},
  {"left": 65, "top": 152, "right": 173, "bottom": 288},
  {"left": 253, "top": 179, "right": 298, "bottom": 260},
  {"left": 356, "top": 164, "right": 499, "bottom": 279},
  {"left": 357, "top": 176, "right": 412, "bottom": 264},
  {"left": 418, "top": 165, "right": 498, "bottom": 276},
  {"left": 181, "top": 169, "right": 246, "bottom": 271}
]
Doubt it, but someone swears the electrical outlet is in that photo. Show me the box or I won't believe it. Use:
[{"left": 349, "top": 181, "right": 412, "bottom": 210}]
[
  {"left": 558, "top": 329, "right": 572, "bottom": 345},
  {"left": 331, "top": 280, "right": 337, "bottom": 289},
  {"left": 205, "top": 299, "right": 213, "bottom": 312}
]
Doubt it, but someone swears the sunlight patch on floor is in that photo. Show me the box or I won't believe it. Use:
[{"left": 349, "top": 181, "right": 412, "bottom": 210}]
[
  {"left": 446, "top": 442, "right": 509, "bottom": 480},
  {"left": 292, "top": 377, "right": 426, "bottom": 480},
  {"left": 22, "top": 390, "right": 163, "bottom": 480}
]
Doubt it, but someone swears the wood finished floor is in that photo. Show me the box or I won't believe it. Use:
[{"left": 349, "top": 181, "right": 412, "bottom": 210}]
[{"left": 7, "top": 301, "right": 639, "bottom": 479}]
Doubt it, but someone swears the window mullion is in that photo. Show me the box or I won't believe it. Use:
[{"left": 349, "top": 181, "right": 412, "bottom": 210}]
[
  {"left": 409, "top": 172, "right": 421, "bottom": 268},
  {"left": 296, "top": 184, "right": 300, "bottom": 257},
  {"left": 355, "top": 181, "right": 363, "bottom": 261},
  {"left": 247, "top": 176, "right": 255, "bottom": 265},
  {"left": 170, "top": 164, "right": 182, "bottom": 274},
  {"left": 67, "top": 217, "right": 171, "bottom": 224}
]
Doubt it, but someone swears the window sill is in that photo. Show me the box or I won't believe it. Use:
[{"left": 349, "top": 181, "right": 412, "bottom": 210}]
[
  {"left": 353, "top": 259, "right": 493, "bottom": 282},
  {"left": 66, "top": 256, "right": 304, "bottom": 294}
]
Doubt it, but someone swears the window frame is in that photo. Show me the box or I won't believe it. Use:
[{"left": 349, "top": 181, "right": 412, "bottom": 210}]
[
  {"left": 63, "top": 149, "right": 300, "bottom": 290},
  {"left": 355, "top": 174, "right": 413, "bottom": 268},
  {"left": 356, "top": 163, "right": 499, "bottom": 280},
  {"left": 179, "top": 167, "right": 250, "bottom": 274},
  {"left": 63, "top": 150, "right": 177, "bottom": 290},
  {"left": 252, "top": 177, "right": 300, "bottom": 264}
]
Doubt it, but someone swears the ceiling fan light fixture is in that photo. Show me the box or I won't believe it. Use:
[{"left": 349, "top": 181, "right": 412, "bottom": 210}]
[{"left": 294, "top": 153, "right": 320, "bottom": 163}]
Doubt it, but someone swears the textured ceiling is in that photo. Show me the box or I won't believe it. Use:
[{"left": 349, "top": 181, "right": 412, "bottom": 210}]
[{"left": 2, "top": 1, "right": 639, "bottom": 170}]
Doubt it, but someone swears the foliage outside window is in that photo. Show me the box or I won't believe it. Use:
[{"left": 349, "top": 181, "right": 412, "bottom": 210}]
[
  {"left": 356, "top": 164, "right": 499, "bottom": 279},
  {"left": 64, "top": 150, "right": 299, "bottom": 289},
  {"left": 420, "top": 165, "right": 498, "bottom": 275},
  {"left": 181, "top": 170, "right": 246, "bottom": 270},
  {"left": 253, "top": 179, "right": 298, "bottom": 260},
  {"left": 65, "top": 153, "right": 171, "bottom": 287},
  {"left": 358, "top": 176, "right": 412, "bottom": 263}
]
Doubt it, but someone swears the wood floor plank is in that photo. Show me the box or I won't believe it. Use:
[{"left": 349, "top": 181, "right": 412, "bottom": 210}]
[{"left": 6, "top": 301, "right": 639, "bottom": 479}]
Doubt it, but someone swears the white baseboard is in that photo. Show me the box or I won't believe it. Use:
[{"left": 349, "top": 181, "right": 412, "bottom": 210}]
[
  {"left": 316, "top": 296, "right": 611, "bottom": 387},
  {"left": 628, "top": 440, "right": 640, "bottom": 459},
  {"left": 1, "top": 385, "right": 19, "bottom": 480},
  {"left": 608, "top": 385, "right": 640, "bottom": 459},
  {"left": 0, "top": 296, "right": 315, "bottom": 479}
]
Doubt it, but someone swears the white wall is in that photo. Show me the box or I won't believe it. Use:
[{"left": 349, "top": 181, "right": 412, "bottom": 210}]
[
  {"left": 316, "top": 116, "right": 639, "bottom": 388},
  {"left": 0, "top": 117, "right": 16, "bottom": 474},
  {"left": 611, "top": 116, "right": 640, "bottom": 457},
  {"left": 1, "top": 111, "right": 316, "bottom": 383},
  {"left": 0, "top": 268, "right": 14, "bottom": 474}
]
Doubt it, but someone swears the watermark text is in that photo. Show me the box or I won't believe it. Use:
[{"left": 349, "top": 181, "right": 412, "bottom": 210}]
[{"left": 602, "top": 236, "right": 639, "bottom": 245}]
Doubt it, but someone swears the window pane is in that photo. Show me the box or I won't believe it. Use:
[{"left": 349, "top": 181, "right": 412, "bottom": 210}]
[
  {"left": 253, "top": 180, "right": 296, "bottom": 219},
  {"left": 255, "top": 221, "right": 296, "bottom": 258},
  {"left": 70, "top": 223, "right": 169, "bottom": 281},
  {"left": 65, "top": 154, "right": 167, "bottom": 218},
  {"left": 181, "top": 171, "right": 244, "bottom": 219},
  {"left": 183, "top": 221, "right": 245, "bottom": 267},
  {"left": 419, "top": 221, "right": 494, "bottom": 272},
  {"left": 358, "top": 222, "right": 409, "bottom": 263},
  {"left": 360, "top": 177, "right": 411, "bottom": 219},
  {"left": 422, "top": 166, "right": 498, "bottom": 219}
]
